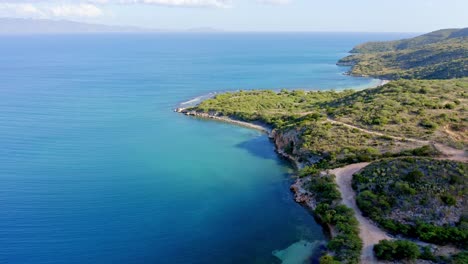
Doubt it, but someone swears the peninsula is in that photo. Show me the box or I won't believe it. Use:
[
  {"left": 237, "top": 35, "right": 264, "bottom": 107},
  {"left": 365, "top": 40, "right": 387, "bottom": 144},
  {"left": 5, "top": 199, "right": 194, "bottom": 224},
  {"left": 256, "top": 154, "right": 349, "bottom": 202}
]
[{"left": 177, "top": 29, "right": 467, "bottom": 264}]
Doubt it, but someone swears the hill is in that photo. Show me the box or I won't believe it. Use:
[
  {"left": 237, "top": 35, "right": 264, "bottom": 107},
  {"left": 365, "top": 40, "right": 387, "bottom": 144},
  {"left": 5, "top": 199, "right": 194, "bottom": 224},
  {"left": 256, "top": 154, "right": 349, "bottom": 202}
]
[
  {"left": 181, "top": 78, "right": 467, "bottom": 263},
  {"left": 353, "top": 158, "right": 467, "bottom": 248},
  {"left": 184, "top": 78, "right": 467, "bottom": 169},
  {"left": 337, "top": 28, "right": 468, "bottom": 79},
  {"left": 349, "top": 28, "right": 468, "bottom": 53}
]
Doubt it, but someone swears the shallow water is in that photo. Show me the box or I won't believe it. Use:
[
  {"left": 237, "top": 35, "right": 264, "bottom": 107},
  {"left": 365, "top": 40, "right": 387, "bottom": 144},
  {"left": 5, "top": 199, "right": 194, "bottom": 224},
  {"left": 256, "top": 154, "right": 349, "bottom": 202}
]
[{"left": 0, "top": 33, "right": 413, "bottom": 264}]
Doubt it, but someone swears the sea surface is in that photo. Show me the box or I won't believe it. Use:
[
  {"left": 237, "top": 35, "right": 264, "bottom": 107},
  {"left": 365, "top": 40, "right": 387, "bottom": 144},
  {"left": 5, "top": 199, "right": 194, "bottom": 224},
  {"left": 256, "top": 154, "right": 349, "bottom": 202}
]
[{"left": 0, "top": 32, "right": 413, "bottom": 264}]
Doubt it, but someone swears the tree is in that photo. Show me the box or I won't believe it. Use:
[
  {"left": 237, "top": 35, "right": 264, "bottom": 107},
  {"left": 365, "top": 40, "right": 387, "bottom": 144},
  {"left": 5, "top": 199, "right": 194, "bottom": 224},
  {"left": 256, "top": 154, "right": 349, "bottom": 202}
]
[
  {"left": 374, "top": 240, "right": 420, "bottom": 261},
  {"left": 319, "top": 255, "right": 340, "bottom": 264}
]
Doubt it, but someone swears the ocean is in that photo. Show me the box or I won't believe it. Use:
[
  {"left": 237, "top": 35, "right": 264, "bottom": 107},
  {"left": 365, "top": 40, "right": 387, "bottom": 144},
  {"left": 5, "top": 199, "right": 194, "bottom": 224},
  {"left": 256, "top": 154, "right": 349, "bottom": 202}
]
[{"left": 0, "top": 32, "right": 412, "bottom": 264}]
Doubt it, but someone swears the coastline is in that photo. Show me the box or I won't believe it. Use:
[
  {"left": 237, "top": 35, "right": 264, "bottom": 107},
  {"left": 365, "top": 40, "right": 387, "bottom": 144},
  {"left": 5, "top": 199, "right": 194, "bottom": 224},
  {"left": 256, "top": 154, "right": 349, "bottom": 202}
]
[
  {"left": 175, "top": 106, "right": 330, "bottom": 261},
  {"left": 174, "top": 108, "right": 272, "bottom": 134},
  {"left": 175, "top": 78, "right": 390, "bottom": 169},
  {"left": 175, "top": 106, "right": 374, "bottom": 262},
  {"left": 173, "top": 78, "right": 399, "bottom": 263},
  {"left": 174, "top": 107, "right": 309, "bottom": 169}
]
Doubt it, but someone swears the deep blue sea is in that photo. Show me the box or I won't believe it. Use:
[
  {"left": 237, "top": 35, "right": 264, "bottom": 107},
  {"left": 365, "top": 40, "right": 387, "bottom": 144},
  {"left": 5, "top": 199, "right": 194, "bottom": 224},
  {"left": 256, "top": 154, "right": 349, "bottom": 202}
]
[{"left": 0, "top": 33, "right": 413, "bottom": 264}]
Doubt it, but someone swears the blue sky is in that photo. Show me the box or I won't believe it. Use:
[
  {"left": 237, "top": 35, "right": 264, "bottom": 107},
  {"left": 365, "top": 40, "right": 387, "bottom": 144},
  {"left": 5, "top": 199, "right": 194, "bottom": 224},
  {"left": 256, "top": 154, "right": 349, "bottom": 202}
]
[{"left": 0, "top": 0, "right": 467, "bottom": 32}]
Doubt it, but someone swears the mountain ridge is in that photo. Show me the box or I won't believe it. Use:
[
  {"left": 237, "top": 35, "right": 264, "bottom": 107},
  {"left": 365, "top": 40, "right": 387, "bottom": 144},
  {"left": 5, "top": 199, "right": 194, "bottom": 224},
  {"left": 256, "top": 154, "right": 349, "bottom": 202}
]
[{"left": 338, "top": 27, "right": 468, "bottom": 79}]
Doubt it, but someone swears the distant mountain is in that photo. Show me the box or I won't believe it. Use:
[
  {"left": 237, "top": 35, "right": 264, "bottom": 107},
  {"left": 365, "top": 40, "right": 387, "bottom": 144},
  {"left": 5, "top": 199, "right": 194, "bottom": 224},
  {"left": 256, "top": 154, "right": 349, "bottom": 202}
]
[
  {"left": 0, "top": 18, "right": 160, "bottom": 34},
  {"left": 186, "top": 27, "right": 224, "bottom": 32},
  {"left": 337, "top": 28, "right": 468, "bottom": 80},
  {"left": 349, "top": 28, "right": 468, "bottom": 53}
]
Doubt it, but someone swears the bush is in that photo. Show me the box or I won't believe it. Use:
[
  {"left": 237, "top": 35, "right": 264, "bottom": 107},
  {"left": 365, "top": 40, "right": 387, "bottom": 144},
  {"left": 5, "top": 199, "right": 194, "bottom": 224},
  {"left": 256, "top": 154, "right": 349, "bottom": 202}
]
[
  {"left": 328, "top": 234, "right": 362, "bottom": 263},
  {"left": 374, "top": 240, "right": 420, "bottom": 261},
  {"left": 356, "top": 190, "right": 391, "bottom": 217},
  {"left": 441, "top": 194, "right": 457, "bottom": 206},
  {"left": 319, "top": 255, "right": 340, "bottom": 264},
  {"left": 405, "top": 169, "right": 424, "bottom": 183},
  {"left": 394, "top": 182, "right": 416, "bottom": 195},
  {"left": 308, "top": 173, "right": 362, "bottom": 263},
  {"left": 374, "top": 240, "right": 398, "bottom": 260},
  {"left": 419, "top": 119, "right": 438, "bottom": 130},
  {"left": 419, "top": 246, "right": 436, "bottom": 261},
  {"left": 452, "top": 251, "right": 468, "bottom": 264},
  {"left": 445, "top": 103, "right": 455, "bottom": 109},
  {"left": 409, "top": 145, "right": 439, "bottom": 157},
  {"left": 308, "top": 175, "right": 341, "bottom": 204}
]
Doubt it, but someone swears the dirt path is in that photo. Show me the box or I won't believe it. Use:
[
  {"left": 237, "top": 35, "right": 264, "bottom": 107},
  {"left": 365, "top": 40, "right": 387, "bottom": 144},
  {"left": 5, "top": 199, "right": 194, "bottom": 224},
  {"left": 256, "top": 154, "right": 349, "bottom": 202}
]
[
  {"left": 327, "top": 118, "right": 467, "bottom": 162},
  {"left": 326, "top": 121, "right": 466, "bottom": 263},
  {"left": 326, "top": 118, "right": 428, "bottom": 144},
  {"left": 330, "top": 163, "right": 391, "bottom": 264},
  {"left": 434, "top": 143, "right": 468, "bottom": 162}
]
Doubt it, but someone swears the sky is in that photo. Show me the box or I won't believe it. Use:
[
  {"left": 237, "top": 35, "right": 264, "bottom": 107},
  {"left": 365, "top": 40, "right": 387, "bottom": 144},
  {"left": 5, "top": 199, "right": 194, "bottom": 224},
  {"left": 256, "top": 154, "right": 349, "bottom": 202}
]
[{"left": 0, "top": 0, "right": 467, "bottom": 32}]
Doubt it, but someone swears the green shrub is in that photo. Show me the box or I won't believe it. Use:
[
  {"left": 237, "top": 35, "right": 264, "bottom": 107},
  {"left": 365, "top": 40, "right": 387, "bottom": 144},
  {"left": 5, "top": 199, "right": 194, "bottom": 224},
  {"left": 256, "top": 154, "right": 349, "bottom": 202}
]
[
  {"left": 419, "top": 119, "right": 438, "bottom": 130},
  {"left": 394, "top": 182, "right": 416, "bottom": 195},
  {"left": 374, "top": 240, "right": 420, "bottom": 261},
  {"left": 452, "top": 251, "right": 468, "bottom": 264},
  {"left": 419, "top": 246, "right": 436, "bottom": 261},
  {"left": 319, "top": 255, "right": 340, "bottom": 264},
  {"left": 374, "top": 240, "right": 398, "bottom": 260},
  {"left": 404, "top": 169, "right": 424, "bottom": 183},
  {"left": 307, "top": 175, "right": 341, "bottom": 204},
  {"left": 409, "top": 145, "right": 439, "bottom": 156},
  {"left": 445, "top": 103, "right": 455, "bottom": 109},
  {"left": 308, "top": 173, "right": 362, "bottom": 263},
  {"left": 328, "top": 234, "right": 362, "bottom": 263},
  {"left": 441, "top": 194, "right": 457, "bottom": 206}
]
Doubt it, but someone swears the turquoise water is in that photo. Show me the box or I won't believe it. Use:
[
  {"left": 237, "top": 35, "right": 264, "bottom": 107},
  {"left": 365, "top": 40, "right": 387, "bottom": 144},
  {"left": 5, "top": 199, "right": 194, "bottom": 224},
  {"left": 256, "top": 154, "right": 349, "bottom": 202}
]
[{"left": 0, "top": 33, "right": 412, "bottom": 264}]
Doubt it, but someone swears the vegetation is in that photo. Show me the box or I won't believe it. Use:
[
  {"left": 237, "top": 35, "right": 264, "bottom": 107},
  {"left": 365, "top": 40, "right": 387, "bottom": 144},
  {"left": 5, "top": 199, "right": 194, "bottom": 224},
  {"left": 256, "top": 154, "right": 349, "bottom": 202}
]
[
  {"left": 374, "top": 240, "right": 468, "bottom": 263},
  {"left": 328, "top": 78, "right": 468, "bottom": 148},
  {"left": 353, "top": 158, "right": 468, "bottom": 248},
  {"left": 319, "top": 255, "right": 340, "bottom": 264},
  {"left": 338, "top": 28, "right": 468, "bottom": 80},
  {"left": 191, "top": 78, "right": 466, "bottom": 169},
  {"left": 349, "top": 28, "right": 468, "bottom": 53},
  {"left": 374, "top": 240, "right": 420, "bottom": 261},
  {"left": 306, "top": 173, "right": 362, "bottom": 264},
  {"left": 452, "top": 251, "right": 468, "bottom": 264},
  {"left": 184, "top": 28, "right": 468, "bottom": 262}
]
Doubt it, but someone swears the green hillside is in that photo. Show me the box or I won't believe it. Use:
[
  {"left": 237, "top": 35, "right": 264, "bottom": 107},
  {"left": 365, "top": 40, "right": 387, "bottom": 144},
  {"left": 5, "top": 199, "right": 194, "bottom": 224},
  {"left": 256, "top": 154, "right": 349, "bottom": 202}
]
[
  {"left": 188, "top": 78, "right": 467, "bottom": 169},
  {"left": 349, "top": 28, "right": 468, "bottom": 53},
  {"left": 353, "top": 158, "right": 467, "bottom": 248},
  {"left": 328, "top": 78, "right": 468, "bottom": 148},
  {"left": 338, "top": 28, "right": 468, "bottom": 79}
]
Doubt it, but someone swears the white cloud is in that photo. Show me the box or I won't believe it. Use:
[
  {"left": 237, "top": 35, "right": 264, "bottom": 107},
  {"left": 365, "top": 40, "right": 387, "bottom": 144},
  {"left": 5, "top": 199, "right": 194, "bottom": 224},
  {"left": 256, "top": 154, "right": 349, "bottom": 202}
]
[
  {"left": 256, "top": 0, "right": 291, "bottom": 5},
  {"left": 0, "top": 0, "right": 233, "bottom": 8},
  {"left": 0, "top": 3, "right": 45, "bottom": 18},
  {"left": 50, "top": 4, "right": 103, "bottom": 17},
  {"left": 0, "top": 0, "right": 289, "bottom": 19},
  {"left": 0, "top": 3, "right": 103, "bottom": 18},
  {"left": 83, "top": 0, "right": 231, "bottom": 8}
]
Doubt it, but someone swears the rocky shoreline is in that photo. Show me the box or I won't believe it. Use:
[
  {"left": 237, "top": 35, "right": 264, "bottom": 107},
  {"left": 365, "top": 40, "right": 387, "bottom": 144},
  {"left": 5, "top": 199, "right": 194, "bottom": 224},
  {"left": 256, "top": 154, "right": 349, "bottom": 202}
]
[
  {"left": 175, "top": 107, "right": 306, "bottom": 168},
  {"left": 175, "top": 106, "right": 330, "bottom": 234},
  {"left": 175, "top": 108, "right": 271, "bottom": 134}
]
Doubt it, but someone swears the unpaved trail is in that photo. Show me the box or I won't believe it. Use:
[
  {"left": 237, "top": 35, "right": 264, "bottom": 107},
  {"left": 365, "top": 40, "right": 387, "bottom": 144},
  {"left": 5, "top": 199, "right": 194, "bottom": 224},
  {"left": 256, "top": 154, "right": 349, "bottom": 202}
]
[
  {"left": 327, "top": 118, "right": 468, "bottom": 162},
  {"left": 434, "top": 143, "right": 468, "bottom": 162},
  {"left": 330, "top": 163, "right": 391, "bottom": 264},
  {"left": 326, "top": 118, "right": 428, "bottom": 144}
]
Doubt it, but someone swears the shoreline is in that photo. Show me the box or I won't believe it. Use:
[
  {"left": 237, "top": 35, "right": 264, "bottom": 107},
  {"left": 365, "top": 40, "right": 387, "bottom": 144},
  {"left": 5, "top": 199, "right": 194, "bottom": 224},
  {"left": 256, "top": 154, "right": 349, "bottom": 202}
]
[
  {"left": 173, "top": 78, "right": 396, "bottom": 262},
  {"left": 174, "top": 107, "right": 340, "bottom": 238},
  {"left": 174, "top": 108, "right": 272, "bottom": 134},
  {"left": 174, "top": 108, "right": 307, "bottom": 169},
  {"left": 176, "top": 78, "right": 389, "bottom": 110}
]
